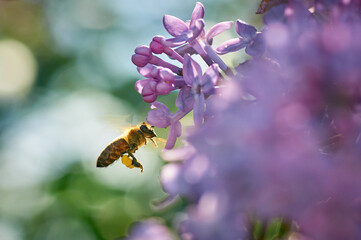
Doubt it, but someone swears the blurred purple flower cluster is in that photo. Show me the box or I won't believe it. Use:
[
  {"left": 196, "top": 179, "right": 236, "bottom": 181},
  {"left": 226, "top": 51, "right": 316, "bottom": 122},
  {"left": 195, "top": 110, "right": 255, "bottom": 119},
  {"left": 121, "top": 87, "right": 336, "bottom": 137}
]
[
  {"left": 125, "top": 219, "right": 175, "bottom": 240},
  {"left": 129, "top": 1, "right": 361, "bottom": 239}
]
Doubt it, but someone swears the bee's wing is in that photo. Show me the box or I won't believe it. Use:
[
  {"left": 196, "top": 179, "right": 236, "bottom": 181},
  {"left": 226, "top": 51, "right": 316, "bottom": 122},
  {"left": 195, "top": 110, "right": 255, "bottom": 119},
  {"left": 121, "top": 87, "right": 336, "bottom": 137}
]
[{"left": 99, "top": 114, "right": 133, "bottom": 133}]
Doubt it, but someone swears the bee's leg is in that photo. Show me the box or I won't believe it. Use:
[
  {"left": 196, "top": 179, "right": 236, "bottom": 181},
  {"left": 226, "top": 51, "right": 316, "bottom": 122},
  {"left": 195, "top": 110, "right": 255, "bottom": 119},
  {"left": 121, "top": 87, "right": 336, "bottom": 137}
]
[
  {"left": 128, "top": 152, "right": 143, "bottom": 172},
  {"left": 128, "top": 152, "right": 136, "bottom": 160},
  {"left": 132, "top": 160, "right": 144, "bottom": 173}
]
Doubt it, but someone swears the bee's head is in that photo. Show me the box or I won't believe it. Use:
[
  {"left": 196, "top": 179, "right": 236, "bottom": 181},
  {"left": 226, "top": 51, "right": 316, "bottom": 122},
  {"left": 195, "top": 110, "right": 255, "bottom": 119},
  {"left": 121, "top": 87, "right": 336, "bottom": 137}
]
[{"left": 139, "top": 122, "right": 156, "bottom": 138}]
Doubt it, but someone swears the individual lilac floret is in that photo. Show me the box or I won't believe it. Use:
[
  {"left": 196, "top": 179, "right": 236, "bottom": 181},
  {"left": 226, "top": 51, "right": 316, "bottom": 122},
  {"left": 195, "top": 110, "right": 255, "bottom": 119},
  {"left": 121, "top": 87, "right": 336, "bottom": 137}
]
[
  {"left": 147, "top": 102, "right": 188, "bottom": 149},
  {"left": 183, "top": 54, "right": 218, "bottom": 127},
  {"left": 147, "top": 86, "right": 195, "bottom": 149},
  {"left": 173, "top": 20, "right": 233, "bottom": 58},
  {"left": 162, "top": 2, "right": 205, "bottom": 47},
  {"left": 216, "top": 19, "right": 266, "bottom": 57},
  {"left": 203, "top": 21, "right": 235, "bottom": 75}
]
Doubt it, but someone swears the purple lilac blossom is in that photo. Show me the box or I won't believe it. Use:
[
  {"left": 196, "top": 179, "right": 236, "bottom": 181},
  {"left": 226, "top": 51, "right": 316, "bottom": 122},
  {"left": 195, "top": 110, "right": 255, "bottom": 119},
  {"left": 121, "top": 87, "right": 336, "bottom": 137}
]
[
  {"left": 216, "top": 19, "right": 266, "bottom": 57},
  {"left": 182, "top": 54, "right": 219, "bottom": 127},
  {"left": 146, "top": 55, "right": 218, "bottom": 148},
  {"left": 129, "top": 1, "right": 361, "bottom": 239},
  {"left": 162, "top": 2, "right": 205, "bottom": 47},
  {"left": 146, "top": 101, "right": 185, "bottom": 150}
]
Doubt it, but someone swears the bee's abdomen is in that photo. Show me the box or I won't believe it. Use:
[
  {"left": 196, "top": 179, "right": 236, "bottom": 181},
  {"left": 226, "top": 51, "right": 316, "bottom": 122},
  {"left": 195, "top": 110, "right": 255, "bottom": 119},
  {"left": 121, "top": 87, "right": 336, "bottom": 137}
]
[{"left": 96, "top": 138, "right": 129, "bottom": 167}]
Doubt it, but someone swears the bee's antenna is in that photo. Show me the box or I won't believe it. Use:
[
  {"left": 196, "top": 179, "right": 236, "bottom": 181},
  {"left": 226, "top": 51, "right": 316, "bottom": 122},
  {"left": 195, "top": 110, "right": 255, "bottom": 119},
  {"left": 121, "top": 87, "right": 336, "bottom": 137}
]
[{"left": 150, "top": 138, "right": 158, "bottom": 148}]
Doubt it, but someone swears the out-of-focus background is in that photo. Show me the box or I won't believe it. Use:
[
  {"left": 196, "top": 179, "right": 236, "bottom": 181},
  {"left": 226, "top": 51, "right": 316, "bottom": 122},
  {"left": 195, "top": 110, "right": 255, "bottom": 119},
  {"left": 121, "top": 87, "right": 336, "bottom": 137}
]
[{"left": 0, "top": 0, "right": 260, "bottom": 239}]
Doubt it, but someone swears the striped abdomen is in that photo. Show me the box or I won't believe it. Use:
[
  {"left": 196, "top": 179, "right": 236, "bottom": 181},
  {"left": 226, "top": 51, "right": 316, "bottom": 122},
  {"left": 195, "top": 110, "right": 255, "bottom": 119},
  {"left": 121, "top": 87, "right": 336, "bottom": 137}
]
[{"left": 97, "top": 138, "right": 129, "bottom": 167}]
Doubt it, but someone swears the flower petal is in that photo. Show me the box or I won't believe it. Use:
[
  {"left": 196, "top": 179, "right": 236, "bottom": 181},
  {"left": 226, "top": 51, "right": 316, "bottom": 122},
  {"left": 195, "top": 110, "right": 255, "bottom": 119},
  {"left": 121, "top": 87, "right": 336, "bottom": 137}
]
[
  {"left": 236, "top": 19, "right": 257, "bottom": 40},
  {"left": 134, "top": 45, "right": 152, "bottom": 55},
  {"left": 176, "top": 86, "right": 194, "bottom": 112},
  {"left": 190, "top": 2, "right": 205, "bottom": 29},
  {"left": 163, "top": 15, "right": 188, "bottom": 37},
  {"left": 245, "top": 33, "right": 266, "bottom": 57},
  {"left": 164, "top": 121, "right": 182, "bottom": 149},
  {"left": 201, "top": 64, "right": 218, "bottom": 94},
  {"left": 205, "top": 21, "right": 233, "bottom": 43},
  {"left": 143, "top": 94, "right": 157, "bottom": 103},
  {"left": 156, "top": 81, "right": 173, "bottom": 95},
  {"left": 183, "top": 54, "right": 202, "bottom": 85},
  {"left": 159, "top": 68, "right": 174, "bottom": 82},
  {"left": 215, "top": 38, "right": 247, "bottom": 55},
  {"left": 141, "top": 80, "right": 156, "bottom": 95},
  {"left": 135, "top": 79, "right": 151, "bottom": 94},
  {"left": 150, "top": 36, "right": 166, "bottom": 54},
  {"left": 175, "top": 43, "right": 197, "bottom": 56},
  {"left": 188, "top": 19, "right": 205, "bottom": 41},
  {"left": 147, "top": 102, "right": 171, "bottom": 128},
  {"left": 150, "top": 101, "right": 171, "bottom": 114},
  {"left": 137, "top": 64, "right": 157, "bottom": 78},
  {"left": 193, "top": 93, "right": 205, "bottom": 127},
  {"left": 131, "top": 54, "right": 151, "bottom": 67},
  {"left": 162, "top": 36, "right": 187, "bottom": 47}
]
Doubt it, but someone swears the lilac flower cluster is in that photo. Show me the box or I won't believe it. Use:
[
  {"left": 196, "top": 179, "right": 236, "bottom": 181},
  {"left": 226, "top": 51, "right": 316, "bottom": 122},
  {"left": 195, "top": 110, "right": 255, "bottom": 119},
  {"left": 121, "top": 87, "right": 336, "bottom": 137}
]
[
  {"left": 132, "top": 2, "right": 257, "bottom": 149},
  {"left": 130, "top": 1, "right": 361, "bottom": 239}
]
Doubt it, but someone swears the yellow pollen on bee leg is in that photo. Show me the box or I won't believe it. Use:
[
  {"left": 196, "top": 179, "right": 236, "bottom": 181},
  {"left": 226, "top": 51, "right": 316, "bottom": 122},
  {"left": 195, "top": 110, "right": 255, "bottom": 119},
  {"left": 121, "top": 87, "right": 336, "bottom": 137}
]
[{"left": 121, "top": 155, "right": 134, "bottom": 168}]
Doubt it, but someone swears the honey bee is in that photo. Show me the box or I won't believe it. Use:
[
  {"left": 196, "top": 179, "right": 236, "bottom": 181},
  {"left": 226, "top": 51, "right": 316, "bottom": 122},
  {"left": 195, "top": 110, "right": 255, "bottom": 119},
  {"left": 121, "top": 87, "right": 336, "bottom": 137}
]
[{"left": 96, "top": 122, "right": 157, "bottom": 172}]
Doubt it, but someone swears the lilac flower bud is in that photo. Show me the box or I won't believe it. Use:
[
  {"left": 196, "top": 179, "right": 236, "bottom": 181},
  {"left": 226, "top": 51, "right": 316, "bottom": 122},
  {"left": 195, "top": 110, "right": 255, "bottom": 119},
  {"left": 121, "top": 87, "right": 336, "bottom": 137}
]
[
  {"left": 158, "top": 68, "right": 174, "bottom": 82},
  {"left": 135, "top": 78, "right": 151, "bottom": 94},
  {"left": 141, "top": 80, "right": 157, "bottom": 103},
  {"left": 156, "top": 82, "right": 173, "bottom": 95},
  {"left": 137, "top": 64, "right": 157, "bottom": 78},
  {"left": 132, "top": 46, "right": 182, "bottom": 74},
  {"left": 131, "top": 45, "right": 152, "bottom": 67},
  {"left": 150, "top": 36, "right": 185, "bottom": 62},
  {"left": 135, "top": 66, "right": 179, "bottom": 103},
  {"left": 134, "top": 45, "right": 152, "bottom": 55},
  {"left": 150, "top": 36, "right": 165, "bottom": 54}
]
